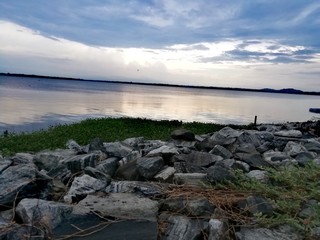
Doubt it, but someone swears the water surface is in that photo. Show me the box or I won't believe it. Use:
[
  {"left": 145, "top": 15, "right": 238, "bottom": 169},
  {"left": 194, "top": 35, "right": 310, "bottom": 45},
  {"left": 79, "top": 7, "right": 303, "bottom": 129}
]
[{"left": 0, "top": 76, "right": 319, "bottom": 133}]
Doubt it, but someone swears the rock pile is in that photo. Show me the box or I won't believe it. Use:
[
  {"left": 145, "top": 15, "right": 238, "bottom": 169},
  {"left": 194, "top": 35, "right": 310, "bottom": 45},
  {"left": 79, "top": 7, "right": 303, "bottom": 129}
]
[{"left": 1, "top": 121, "right": 320, "bottom": 239}]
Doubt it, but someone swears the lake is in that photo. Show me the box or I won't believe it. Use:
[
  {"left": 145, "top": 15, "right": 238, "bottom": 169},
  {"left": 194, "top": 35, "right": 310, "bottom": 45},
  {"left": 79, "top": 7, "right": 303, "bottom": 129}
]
[{"left": 0, "top": 76, "right": 319, "bottom": 133}]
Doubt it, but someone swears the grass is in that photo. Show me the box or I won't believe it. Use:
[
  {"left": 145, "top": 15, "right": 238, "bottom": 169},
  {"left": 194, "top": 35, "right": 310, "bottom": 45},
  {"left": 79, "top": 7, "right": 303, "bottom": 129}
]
[
  {"left": 0, "top": 117, "right": 243, "bottom": 156},
  {"left": 228, "top": 164, "right": 320, "bottom": 237}
]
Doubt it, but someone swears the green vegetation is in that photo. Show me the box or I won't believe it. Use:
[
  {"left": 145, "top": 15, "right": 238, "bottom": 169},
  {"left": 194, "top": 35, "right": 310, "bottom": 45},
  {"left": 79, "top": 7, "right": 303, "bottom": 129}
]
[
  {"left": 0, "top": 117, "right": 239, "bottom": 156},
  {"left": 229, "top": 164, "right": 320, "bottom": 236}
]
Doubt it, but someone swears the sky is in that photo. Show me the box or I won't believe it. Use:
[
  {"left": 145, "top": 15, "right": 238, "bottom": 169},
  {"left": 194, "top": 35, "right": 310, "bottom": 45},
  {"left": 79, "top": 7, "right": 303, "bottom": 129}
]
[{"left": 0, "top": 0, "right": 320, "bottom": 91}]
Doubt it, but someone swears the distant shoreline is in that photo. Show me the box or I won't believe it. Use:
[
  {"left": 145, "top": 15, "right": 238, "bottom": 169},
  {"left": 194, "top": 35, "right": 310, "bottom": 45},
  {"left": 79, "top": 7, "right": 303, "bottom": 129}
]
[{"left": 1, "top": 72, "right": 320, "bottom": 96}]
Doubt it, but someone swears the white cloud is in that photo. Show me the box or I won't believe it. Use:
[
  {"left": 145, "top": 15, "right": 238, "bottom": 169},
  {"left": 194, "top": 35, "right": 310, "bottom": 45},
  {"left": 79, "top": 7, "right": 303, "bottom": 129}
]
[{"left": 1, "top": 20, "right": 319, "bottom": 91}]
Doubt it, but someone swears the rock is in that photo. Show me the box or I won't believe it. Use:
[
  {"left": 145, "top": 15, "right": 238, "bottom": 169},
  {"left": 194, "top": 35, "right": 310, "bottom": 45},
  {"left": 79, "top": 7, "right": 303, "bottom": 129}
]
[
  {"left": 103, "top": 141, "right": 134, "bottom": 158},
  {"left": 0, "top": 158, "right": 11, "bottom": 173},
  {"left": 0, "top": 209, "right": 13, "bottom": 224},
  {"left": 122, "top": 136, "right": 145, "bottom": 149},
  {"left": 247, "top": 170, "right": 269, "bottom": 183},
  {"left": 236, "top": 150, "right": 272, "bottom": 169},
  {"left": 46, "top": 164, "right": 72, "bottom": 185},
  {"left": 274, "top": 130, "right": 302, "bottom": 138},
  {"left": 160, "top": 215, "right": 208, "bottom": 240},
  {"left": 154, "top": 166, "right": 176, "bottom": 182},
  {"left": 237, "top": 195, "right": 274, "bottom": 216},
  {"left": 146, "top": 145, "right": 179, "bottom": 162},
  {"left": 174, "top": 173, "right": 209, "bottom": 187},
  {"left": 66, "top": 139, "right": 84, "bottom": 153},
  {"left": 95, "top": 157, "right": 119, "bottom": 177},
  {"left": 114, "top": 159, "right": 141, "bottom": 181},
  {"left": 64, "top": 174, "right": 107, "bottom": 203},
  {"left": 263, "top": 150, "right": 290, "bottom": 162},
  {"left": 206, "top": 162, "right": 235, "bottom": 183},
  {"left": 0, "top": 223, "right": 47, "bottom": 240},
  {"left": 11, "top": 153, "right": 34, "bottom": 165},
  {"left": 304, "top": 139, "right": 320, "bottom": 153},
  {"left": 298, "top": 199, "right": 318, "bottom": 219},
  {"left": 61, "top": 152, "right": 101, "bottom": 173},
  {"left": 0, "top": 164, "right": 51, "bottom": 209},
  {"left": 171, "top": 129, "right": 195, "bottom": 141},
  {"left": 84, "top": 166, "right": 111, "bottom": 184},
  {"left": 106, "top": 181, "right": 164, "bottom": 197},
  {"left": 138, "top": 140, "right": 166, "bottom": 156},
  {"left": 118, "top": 150, "right": 141, "bottom": 165},
  {"left": 295, "top": 151, "right": 315, "bottom": 166},
  {"left": 284, "top": 141, "right": 308, "bottom": 157},
  {"left": 310, "top": 227, "right": 320, "bottom": 239},
  {"left": 16, "top": 198, "right": 72, "bottom": 229},
  {"left": 78, "top": 193, "right": 159, "bottom": 221},
  {"left": 210, "top": 127, "right": 242, "bottom": 146},
  {"left": 209, "top": 145, "right": 233, "bottom": 159},
  {"left": 51, "top": 179, "right": 67, "bottom": 201},
  {"left": 33, "top": 149, "right": 75, "bottom": 171},
  {"left": 172, "top": 151, "right": 222, "bottom": 173},
  {"left": 161, "top": 197, "right": 215, "bottom": 217},
  {"left": 137, "top": 156, "right": 164, "bottom": 179},
  {"left": 237, "top": 131, "right": 274, "bottom": 153},
  {"left": 88, "top": 137, "right": 104, "bottom": 152},
  {"left": 208, "top": 219, "right": 229, "bottom": 240},
  {"left": 235, "top": 225, "right": 301, "bottom": 240}
]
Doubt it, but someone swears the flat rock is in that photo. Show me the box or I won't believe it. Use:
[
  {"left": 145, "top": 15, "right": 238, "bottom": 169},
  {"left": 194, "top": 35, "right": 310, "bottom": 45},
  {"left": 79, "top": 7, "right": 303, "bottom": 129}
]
[
  {"left": 274, "top": 130, "right": 302, "bottom": 138},
  {"left": 154, "top": 166, "right": 176, "bottom": 182},
  {"left": 11, "top": 153, "right": 34, "bottom": 165},
  {"left": 78, "top": 193, "right": 159, "bottom": 221}
]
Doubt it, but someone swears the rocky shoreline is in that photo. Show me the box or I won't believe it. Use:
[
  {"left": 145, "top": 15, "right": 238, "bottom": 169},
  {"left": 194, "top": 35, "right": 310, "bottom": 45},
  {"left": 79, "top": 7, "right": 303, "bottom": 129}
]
[{"left": 1, "top": 121, "right": 320, "bottom": 239}]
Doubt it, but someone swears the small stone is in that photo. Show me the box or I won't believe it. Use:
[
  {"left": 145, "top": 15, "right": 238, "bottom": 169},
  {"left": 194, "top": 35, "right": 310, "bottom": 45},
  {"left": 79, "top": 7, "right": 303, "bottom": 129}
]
[
  {"left": 154, "top": 166, "right": 176, "bottom": 182},
  {"left": 247, "top": 170, "right": 269, "bottom": 183}
]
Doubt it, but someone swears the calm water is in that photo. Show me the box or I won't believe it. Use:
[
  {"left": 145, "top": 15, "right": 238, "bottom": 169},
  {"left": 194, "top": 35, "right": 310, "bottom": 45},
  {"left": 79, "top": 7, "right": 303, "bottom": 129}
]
[{"left": 0, "top": 76, "right": 319, "bottom": 133}]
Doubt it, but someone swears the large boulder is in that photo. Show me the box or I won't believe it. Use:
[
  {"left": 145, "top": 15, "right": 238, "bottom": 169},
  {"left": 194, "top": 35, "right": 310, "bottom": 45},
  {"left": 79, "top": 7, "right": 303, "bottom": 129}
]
[
  {"left": 103, "top": 141, "right": 134, "bottom": 158},
  {"left": 137, "top": 156, "right": 164, "bottom": 179},
  {"left": 16, "top": 198, "right": 72, "bottom": 230},
  {"left": 210, "top": 127, "right": 242, "bottom": 146},
  {"left": 78, "top": 193, "right": 159, "bottom": 221},
  {"left": 95, "top": 157, "right": 119, "bottom": 177},
  {"left": 209, "top": 145, "right": 233, "bottom": 159},
  {"left": 0, "top": 164, "right": 51, "bottom": 209}
]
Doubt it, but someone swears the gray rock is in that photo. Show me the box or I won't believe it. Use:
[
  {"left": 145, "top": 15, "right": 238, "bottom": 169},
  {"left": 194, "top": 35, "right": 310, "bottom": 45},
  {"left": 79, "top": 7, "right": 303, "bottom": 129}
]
[
  {"left": 209, "top": 145, "right": 233, "bottom": 159},
  {"left": 274, "top": 130, "right": 302, "bottom": 138},
  {"left": 208, "top": 219, "right": 229, "bottom": 240},
  {"left": 88, "top": 137, "right": 104, "bottom": 152},
  {"left": 84, "top": 166, "right": 111, "bottom": 184},
  {"left": 146, "top": 145, "right": 179, "bottom": 159},
  {"left": 161, "top": 197, "right": 215, "bottom": 217},
  {"left": 161, "top": 215, "right": 208, "bottom": 240},
  {"left": 206, "top": 162, "right": 235, "bottom": 183},
  {"left": 33, "top": 149, "right": 75, "bottom": 171},
  {"left": 138, "top": 140, "right": 166, "bottom": 155},
  {"left": 61, "top": 152, "right": 100, "bottom": 173},
  {"left": 237, "top": 152, "right": 272, "bottom": 169},
  {"left": 263, "top": 150, "right": 290, "bottom": 162},
  {"left": 46, "top": 164, "right": 72, "bottom": 185},
  {"left": 78, "top": 193, "right": 159, "bottom": 221},
  {"left": 66, "top": 139, "right": 83, "bottom": 153},
  {"left": 174, "top": 173, "right": 208, "bottom": 187},
  {"left": 106, "top": 181, "right": 164, "bottom": 197},
  {"left": 304, "top": 139, "right": 320, "bottom": 153},
  {"left": 0, "top": 158, "right": 11, "bottom": 173},
  {"left": 0, "top": 164, "right": 51, "bottom": 209},
  {"left": 16, "top": 198, "right": 72, "bottom": 229},
  {"left": 154, "top": 166, "right": 176, "bottom": 182},
  {"left": 284, "top": 141, "right": 308, "bottom": 157},
  {"left": 171, "top": 129, "right": 195, "bottom": 141},
  {"left": 122, "top": 136, "right": 145, "bottom": 149},
  {"left": 11, "top": 153, "right": 34, "bottom": 165},
  {"left": 64, "top": 174, "right": 107, "bottom": 203},
  {"left": 237, "top": 195, "right": 274, "bottom": 216},
  {"left": 137, "top": 156, "right": 164, "bottom": 179},
  {"left": 95, "top": 157, "right": 119, "bottom": 177},
  {"left": 210, "top": 127, "right": 242, "bottom": 146},
  {"left": 313, "top": 157, "right": 320, "bottom": 165},
  {"left": 118, "top": 150, "right": 141, "bottom": 165},
  {"left": 237, "top": 131, "right": 274, "bottom": 153},
  {"left": 114, "top": 159, "right": 141, "bottom": 181},
  {"left": 235, "top": 225, "right": 300, "bottom": 240},
  {"left": 246, "top": 170, "right": 269, "bottom": 183},
  {"left": 311, "top": 227, "right": 320, "bottom": 239},
  {"left": 103, "top": 141, "right": 134, "bottom": 158},
  {"left": 173, "top": 151, "right": 222, "bottom": 173},
  {"left": 298, "top": 199, "right": 318, "bottom": 219},
  {"left": 295, "top": 151, "right": 315, "bottom": 166},
  {"left": 0, "top": 223, "right": 46, "bottom": 240},
  {"left": 0, "top": 209, "right": 13, "bottom": 224}
]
